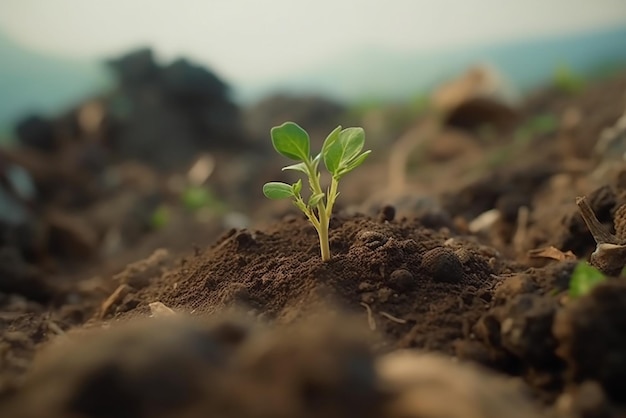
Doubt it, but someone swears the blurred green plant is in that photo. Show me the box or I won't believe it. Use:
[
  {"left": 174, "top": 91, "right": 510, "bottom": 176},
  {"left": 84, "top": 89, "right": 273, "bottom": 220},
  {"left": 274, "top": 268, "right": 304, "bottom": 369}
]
[
  {"left": 181, "top": 185, "right": 225, "bottom": 212},
  {"left": 263, "top": 121, "right": 370, "bottom": 261},
  {"left": 149, "top": 205, "right": 170, "bottom": 230},
  {"left": 514, "top": 113, "right": 558, "bottom": 142},
  {"left": 569, "top": 262, "right": 606, "bottom": 298},
  {"left": 553, "top": 64, "right": 586, "bottom": 95}
]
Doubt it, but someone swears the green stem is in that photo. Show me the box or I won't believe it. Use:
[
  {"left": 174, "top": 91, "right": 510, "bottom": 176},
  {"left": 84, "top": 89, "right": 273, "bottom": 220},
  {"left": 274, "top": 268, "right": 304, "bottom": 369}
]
[
  {"left": 317, "top": 211, "right": 330, "bottom": 261},
  {"left": 305, "top": 161, "right": 331, "bottom": 261},
  {"left": 325, "top": 177, "right": 339, "bottom": 219}
]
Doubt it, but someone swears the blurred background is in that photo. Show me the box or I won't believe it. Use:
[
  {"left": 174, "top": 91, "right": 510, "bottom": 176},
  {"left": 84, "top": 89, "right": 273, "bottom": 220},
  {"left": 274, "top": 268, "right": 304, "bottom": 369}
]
[
  {"left": 1, "top": 0, "right": 626, "bottom": 127},
  {"left": 0, "top": 0, "right": 625, "bottom": 275}
]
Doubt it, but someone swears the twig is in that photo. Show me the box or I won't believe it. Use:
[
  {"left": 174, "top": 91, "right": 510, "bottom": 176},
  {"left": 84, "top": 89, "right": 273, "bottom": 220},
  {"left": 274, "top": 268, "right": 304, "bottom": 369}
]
[
  {"left": 576, "top": 196, "right": 617, "bottom": 244},
  {"left": 47, "top": 321, "right": 65, "bottom": 336},
  {"left": 513, "top": 206, "right": 529, "bottom": 255},
  {"left": 99, "top": 284, "right": 131, "bottom": 319},
  {"left": 379, "top": 311, "right": 407, "bottom": 324},
  {"left": 360, "top": 302, "right": 376, "bottom": 331}
]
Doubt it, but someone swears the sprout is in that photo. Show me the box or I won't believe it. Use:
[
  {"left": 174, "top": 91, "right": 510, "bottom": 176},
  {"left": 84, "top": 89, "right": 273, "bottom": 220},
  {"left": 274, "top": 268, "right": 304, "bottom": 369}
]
[
  {"left": 569, "top": 262, "right": 606, "bottom": 298},
  {"left": 263, "top": 122, "right": 371, "bottom": 261}
]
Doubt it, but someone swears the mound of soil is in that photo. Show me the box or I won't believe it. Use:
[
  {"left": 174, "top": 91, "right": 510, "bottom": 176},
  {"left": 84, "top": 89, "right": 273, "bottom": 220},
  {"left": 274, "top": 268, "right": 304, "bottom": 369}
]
[{"left": 114, "top": 213, "right": 503, "bottom": 353}]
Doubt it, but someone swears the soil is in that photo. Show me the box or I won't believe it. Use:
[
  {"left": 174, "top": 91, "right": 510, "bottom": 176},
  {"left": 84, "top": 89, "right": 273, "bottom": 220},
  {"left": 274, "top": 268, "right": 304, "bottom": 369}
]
[{"left": 1, "top": 68, "right": 626, "bottom": 418}]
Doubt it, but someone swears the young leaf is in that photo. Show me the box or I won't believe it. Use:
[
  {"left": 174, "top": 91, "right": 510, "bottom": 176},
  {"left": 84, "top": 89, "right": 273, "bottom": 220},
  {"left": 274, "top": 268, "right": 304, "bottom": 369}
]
[
  {"left": 334, "top": 150, "right": 371, "bottom": 179},
  {"left": 292, "top": 179, "right": 303, "bottom": 195},
  {"left": 321, "top": 125, "right": 342, "bottom": 157},
  {"left": 308, "top": 192, "right": 325, "bottom": 207},
  {"left": 569, "top": 262, "right": 606, "bottom": 298},
  {"left": 323, "top": 127, "right": 365, "bottom": 175},
  {"left": 311, "top": 153, "right": 322, "bottom": 171},
  {"left": 263, "top": 182, "right": 295, "bottom": 200},
  {"left": 271, "top": 122, "right": 310, "bottom": 161},
  {"left": 282, "top": 161, "right": 308, "bottom": 174}
]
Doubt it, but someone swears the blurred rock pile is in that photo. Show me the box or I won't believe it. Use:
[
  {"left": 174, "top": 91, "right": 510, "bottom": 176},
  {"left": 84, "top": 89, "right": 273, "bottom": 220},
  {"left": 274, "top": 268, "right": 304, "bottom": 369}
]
[{"left": 0, "top": 48, "right": 248, "bottom": 285}]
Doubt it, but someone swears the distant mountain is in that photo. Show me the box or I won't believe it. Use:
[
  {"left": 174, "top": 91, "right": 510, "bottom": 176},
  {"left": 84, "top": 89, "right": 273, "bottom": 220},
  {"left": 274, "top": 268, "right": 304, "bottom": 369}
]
[
  {"left": 236, "top": 25, "right": 626, "bottom": 103},
  {"left": 0, "top": 30, "right": 110, "bottom": 131}
]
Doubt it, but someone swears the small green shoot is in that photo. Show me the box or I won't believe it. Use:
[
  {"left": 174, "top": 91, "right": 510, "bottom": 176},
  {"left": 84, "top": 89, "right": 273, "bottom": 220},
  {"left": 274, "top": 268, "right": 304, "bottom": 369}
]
[
  {"left": 182, "top": 185, "right": 219, "bottom": 212},
  {"left": 569, "top": 262, "right": 606, "bottom": 298},
  {"left": 553, "top": 64, "right": 585, "bottom": 95},
  {"left": 263, "top": 122, "right": 371, "bottom": 261},
  {"left": 150, "top": 205, "right": 170, "bottom": 230}
]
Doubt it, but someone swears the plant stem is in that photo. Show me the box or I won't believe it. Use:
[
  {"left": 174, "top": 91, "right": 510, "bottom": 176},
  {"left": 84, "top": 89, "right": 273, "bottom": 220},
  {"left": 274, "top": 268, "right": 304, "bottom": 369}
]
[
  {"left": 326, "top": 177, "right": 339, "bottom": 219},
  {"left": 305, "top": 161, "right": 332, "bottom": 261},
  {"left": 317, "top": 207, "right": 331, "bottom": 261}
]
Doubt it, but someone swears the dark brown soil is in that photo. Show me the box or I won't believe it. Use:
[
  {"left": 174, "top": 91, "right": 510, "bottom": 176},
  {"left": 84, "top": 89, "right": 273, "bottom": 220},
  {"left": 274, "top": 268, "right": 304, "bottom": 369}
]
[
  {"left": 115, "top": 213, "right": 503, "bottom": 354},
  {"left": 2, "top": 70, "right": 626, "bottom": 418}
]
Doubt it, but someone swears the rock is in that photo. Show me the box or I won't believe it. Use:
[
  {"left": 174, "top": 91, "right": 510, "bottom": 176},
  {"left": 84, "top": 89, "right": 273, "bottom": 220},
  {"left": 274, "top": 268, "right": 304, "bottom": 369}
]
[
  {"left": 107, "top": 48, "right": 158, "bottom": 87},
  {"left": 0, "top": 315, "right": 383, "bottom": 418},
  {"left": 477, "top": 293, "right": 559, "bottom": 368},
  {"left": 493, "top": 275, "right": 538, "bottom": 305},
  {"left": 554, "top": 281, "right": 626, "bottom": 401},
  {"left": 431, "top": 65, "right": 520, "bottom": 132},
  {"left": 445, "top": 97, "right": 519, "bottom": 132},
  {"left": 556, "top": 381, "right": 611, "bottom": 418},
  {"left": 0, "top": 316, "right": 252, "bottom": 418},
  {"left": 105, "top": 48, "right": 244, "bottom": 170},
  {"left": 498, "top": 294, "right": 558, "bottom": 367},
  {"left": 14, "top": 115, "right": 57, "bottom": 153},
  {"left": 378, "top": 350, "right": 544, "bottom": 418}
]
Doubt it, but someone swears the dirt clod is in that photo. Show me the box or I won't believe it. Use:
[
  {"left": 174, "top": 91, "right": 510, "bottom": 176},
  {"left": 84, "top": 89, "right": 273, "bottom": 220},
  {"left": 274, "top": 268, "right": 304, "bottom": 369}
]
[
  {"left": 356, "top": 230, "right": 389, "bottom": 249},
  {"left": 378, "top": 205, "right": 396, "bottom": 223},
  {"left": 554, "top": 280, "right": 626, "bottom": 402},
  {"left": 420, "top": 247, "right": 464, "bottom": 283},
  {"left": 388, "top": 269, "right": 414, "bottom": 291}
]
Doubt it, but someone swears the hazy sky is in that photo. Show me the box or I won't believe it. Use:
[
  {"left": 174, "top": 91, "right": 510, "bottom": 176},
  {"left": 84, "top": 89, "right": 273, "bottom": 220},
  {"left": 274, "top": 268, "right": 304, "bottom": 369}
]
[{"left": 1, "top": 0, "right": 626, "bottom": 83}]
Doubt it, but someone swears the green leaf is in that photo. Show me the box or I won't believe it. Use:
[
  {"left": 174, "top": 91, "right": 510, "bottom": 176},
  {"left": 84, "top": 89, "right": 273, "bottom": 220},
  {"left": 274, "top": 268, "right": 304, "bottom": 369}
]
[
  {"left": 150, "top": 205, "right": 170, "bottom": 230},
  {"left": 263, "top": 182, "right": 295, "bottom": 200},
  {"left": 321, "top": 125, "right": 342, "bottom": 157},
  {"left": 182, "top": 186, "right": 218, "bottom": 211},
  {"left": 334, "top": 150, "right": 371, "bottom": 179},
  {"left": 323, "top": 127, "right": 365, "bottom": 175},
  {"left": 308, "top": 192, "right": 325, "bottom": 207},
  {"left": 282, "top": 161, "right": 308, "bottom": 174},
  {"left": 271, "top": 122, "right": 310, "bottom": 161},
  {"left": 569, "top": 262, "right": 606, "bottom": 298},
  {"left": 292, "top": 179, "right": 302, "bottom": 195}
]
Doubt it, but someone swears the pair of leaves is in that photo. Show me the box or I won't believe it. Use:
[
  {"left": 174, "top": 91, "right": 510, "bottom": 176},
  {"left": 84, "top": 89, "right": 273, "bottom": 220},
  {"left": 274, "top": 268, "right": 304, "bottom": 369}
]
[
  {"left": 270, "top": 121, "right": 371, "bottom": 177},
  {"left": 263, "top": 121, "right": 370, "bottom": 203},
  {"left": 321, "top": 125, "right": 371, "bottom": 179}
]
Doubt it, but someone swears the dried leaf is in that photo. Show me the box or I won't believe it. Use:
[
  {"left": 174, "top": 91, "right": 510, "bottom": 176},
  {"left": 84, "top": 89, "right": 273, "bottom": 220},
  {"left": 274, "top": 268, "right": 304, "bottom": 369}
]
[{"left": 528, "top": 246, "right": 576, "bottom": 261}]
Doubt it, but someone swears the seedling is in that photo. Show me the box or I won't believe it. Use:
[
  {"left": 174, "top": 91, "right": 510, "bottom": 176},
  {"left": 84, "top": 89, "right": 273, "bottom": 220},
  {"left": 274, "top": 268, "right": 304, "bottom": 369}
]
[
  {"left": 263, "top": 122, "right": 371, "bottom": 261},
  {"left": 569, "top": 262, "right": 606, "bottom": 298}
]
